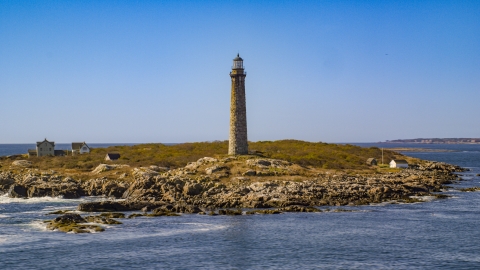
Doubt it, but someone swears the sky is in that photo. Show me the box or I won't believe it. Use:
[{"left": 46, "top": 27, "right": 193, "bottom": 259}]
[{"left": 1, "top": 0, "right": 479, "bottom": 143}]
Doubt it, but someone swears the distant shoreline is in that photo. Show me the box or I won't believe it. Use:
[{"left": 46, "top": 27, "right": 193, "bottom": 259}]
[
  {"left": 385, "top": 142, "right": 480, "bottom": 145},
  {"left": 387, "top": 148, "right": 457, "bottom": 152},
  {"left": 384, "top": 138, "right": 480, "bottom": 144}
]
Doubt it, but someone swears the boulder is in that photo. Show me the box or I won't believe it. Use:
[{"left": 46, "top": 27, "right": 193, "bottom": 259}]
[
  {"left": 246, "top": 209, "right": 282, "bottom": 215},
  {"left": 92, "top": 164, "right": 113, "bottom": 174},
  {"left": 147, "top": 210, "right": 179, "bottom": 217},
  {"left": 243, "top": 170, "right": 256, "bottom": 176},
  {"left": 218, "top": 209, "right": 242, "bottom": 215},
  {"left": 8, "top": 184, "right": 27, "bottom": 198},
  {"left": 132, "top": 167, "right": 159, "bottom": 178},
  {"left": 257, "top": 160, "right": 272, "bottom": 166},
  {"left": 12, "top": 160, "right": 32, "bottom": 167},
  {"left": 183, "top": 183, "right": 203, "bottom": 196},
  {"left": 196, "top": 157, "right": 218, "bottom": 164},
  {"left": 0, "top": 176, "right": 15, "bottom": 191},
  {"left": 84, "top": 215, "right": 122, "bottom": 224},
  {"left": 53, "top": 213, "right": 86, "bottom": 224},
  {"left": 149, "top": 166, "right": 169, "bottom": 172},
  {"left": 205, "top": 166, "right": 228, "bottom": 175},
  {"left": 91, "top": 164, "right": 129, "bottom": 174},
  {"left": 27, "top": 186, "right": 52, "bottom": 197},
  {"left": 78, "top": 200, "right": 163, "bottom": 212},
  {"left": 184, "top": 162, "right": 199, "bottom": 170},
  {"left": 78, "top": 201, "right": 134, "bottom": 212},
  {"left": 277, "top": 205, "right": 320, "bottom": 212},
  {"left": 45, "top": 214, "right": 106, "bottom": 233}
]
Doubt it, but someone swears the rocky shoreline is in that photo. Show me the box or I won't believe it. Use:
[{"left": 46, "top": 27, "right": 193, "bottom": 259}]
[{"left": 0, "top": 156, "right": 467, "bottom": 233}]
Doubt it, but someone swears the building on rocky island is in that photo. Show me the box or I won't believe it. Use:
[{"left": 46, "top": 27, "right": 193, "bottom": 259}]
[
  {"left": 28, "top": 139, "right": 67, "bottom": 157},
  {"left": 229, "top": 53, "right": 248, "bottom": 155},
  {"left": 72, "top": 142, "right": 91, "bottom": 155},
  {"left": 54, "top": 150, "right": 66, "bottom": 156},
  {"left": 366, "top": 158, "right": 377, "bottom": 166},
  {"left": 105, "top": 153, "right": 121, "bottom": 161},
  {"left": 34, "top": 138, "right": 55, "bottom": 157},
  {"left": 390, "top": 159, "right": 409, "bottom": 168},
  {"left": 27, "top": 149, "right": 37, "bottom": 158}
]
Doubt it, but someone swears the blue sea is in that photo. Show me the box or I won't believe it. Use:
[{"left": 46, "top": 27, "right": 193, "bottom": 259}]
[{"left": 1, "top": 143, "right": 480, "bottom": 269}]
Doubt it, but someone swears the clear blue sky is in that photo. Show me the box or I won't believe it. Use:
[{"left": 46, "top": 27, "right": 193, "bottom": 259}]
[{"left": 1, "top": 0, "right": 479, "bottom": 143}]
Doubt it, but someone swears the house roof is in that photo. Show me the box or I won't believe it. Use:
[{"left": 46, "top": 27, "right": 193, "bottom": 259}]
[
  {"left": 36, "top": 138, "right": 54, "bottom": 147},
  {"left": 72, "top": 142, "right": 90, "bottom": 150},
  {"left": 28, "top": 149, "right": 37, "bottom": 154},
  {"left": 391, "top": 159, "right": 408, "bottom": 164},
  {"left": 106, "top": 153, "right": 121, "bottom": 160},
  {"left": 367, "top": 158, "right": 376, "bottom": 162}
]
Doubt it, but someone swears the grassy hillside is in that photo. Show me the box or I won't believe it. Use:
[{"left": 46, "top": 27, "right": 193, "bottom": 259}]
[{"left": 2, "top": 140, "right": 403, "bottom": 172}]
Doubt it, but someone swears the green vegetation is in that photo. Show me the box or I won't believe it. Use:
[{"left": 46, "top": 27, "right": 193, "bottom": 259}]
[
  {"left": 1, "top": 140, "right": 404, "bottom": 172},
  {"left": 250, "top": 140, "right": 399, "bottom": 169}
]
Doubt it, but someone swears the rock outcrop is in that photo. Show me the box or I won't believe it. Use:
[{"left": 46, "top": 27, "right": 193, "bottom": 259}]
[
  {"left": 0, "top": 158, "right": 464, "bottom": 213},
  {"left": 45, "top": 213, "right": 122, "bottom": 233}
]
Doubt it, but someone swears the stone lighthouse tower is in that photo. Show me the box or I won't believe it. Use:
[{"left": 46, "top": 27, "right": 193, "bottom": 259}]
[{"left": 229, "top": 54, "right": 248, "bottom": 155}]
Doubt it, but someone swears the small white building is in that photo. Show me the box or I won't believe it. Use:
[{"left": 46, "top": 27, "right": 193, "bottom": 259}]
[
  {"left": 72, "top": 142, "right": 90, "bottom": 155},
  {"left": 390, "top": 159, "right": 409, "bottom": 168}
]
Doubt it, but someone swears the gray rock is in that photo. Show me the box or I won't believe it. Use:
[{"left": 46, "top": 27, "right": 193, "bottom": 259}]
[
  {"left": 53, "top": 213, "right": 86, "bottom": 224},
  {"left": 12, "top": 160, "right": 32, "bottom": 168},
  {"left": 257, "top": 160, "right": 272, "bottom": 166},
  {"left": 205, "top": 166, "right": 228, "bottom": 175},
  {"left": 243, "top": 170, "right": 256, "bottom": 176},
  {"left": 183, "top": 183, "right": 203, "bottom": 196},
  {"left": 196, "top": 157, "right": 218, "bottom": 164},
  {"left": 8, "top": 184, "right": 27, "bottom": 198}
]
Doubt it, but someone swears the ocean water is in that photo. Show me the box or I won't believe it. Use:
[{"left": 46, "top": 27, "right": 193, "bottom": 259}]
[{"left": 1, "top": 144, "right": 480, "bottom": 269}]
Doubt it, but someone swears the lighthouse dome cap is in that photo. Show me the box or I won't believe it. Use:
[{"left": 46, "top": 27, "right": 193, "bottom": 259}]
[{"left": 233, "top": 53, "right": 243, "bottom": 61}]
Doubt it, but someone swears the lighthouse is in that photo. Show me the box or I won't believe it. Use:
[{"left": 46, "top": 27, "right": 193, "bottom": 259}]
[{"left": 228, "top": 54, "right": 248, "bottom": 155}]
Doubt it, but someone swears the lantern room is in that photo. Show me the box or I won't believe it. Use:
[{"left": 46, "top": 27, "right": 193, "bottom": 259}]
[{"left": 233, "top": 53, "right": 244, "bottom": 69}]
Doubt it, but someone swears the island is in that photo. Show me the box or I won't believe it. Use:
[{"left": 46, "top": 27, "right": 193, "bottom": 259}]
[{"left": 0, "top": 140, "right": 465, "bottom": 233}]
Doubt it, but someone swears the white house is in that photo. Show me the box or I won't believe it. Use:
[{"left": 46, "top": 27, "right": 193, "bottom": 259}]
[
  {"left": 390, "top": 159, "right": 408, "bottom": 168},
  {"left": 72, "top": 142, "right": 90, "bottom": 155}
]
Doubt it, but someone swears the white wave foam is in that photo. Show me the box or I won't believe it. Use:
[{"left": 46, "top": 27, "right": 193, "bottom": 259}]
[
  {"left": 24, "top": 220, "right": 50, "bottom": 232},
  {"left": 0, "top": 194, "right": 114, "bottom": 205},
  {"left": 414, "top": 195, "right": 435, "bottom": 202},
  {"left": 430, "top": 213, "right": 459, "bottom": 219},
  {"left": 0, "top": 236, "right": 8, "bottom": 244},
  {"left": 0, "top": 214, "right": 10, "bottom": 218},
  {"left": 95, "top": 221, "right": 229, "bottom": 242},
  {"left": 0, "top": 194, "right": 83, "bottom": 204},
  {"left": 146, "top": 224, "right": 227, "bottom": 237}
]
